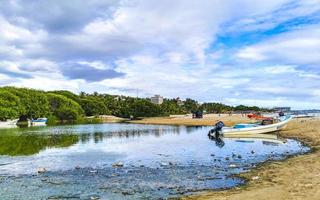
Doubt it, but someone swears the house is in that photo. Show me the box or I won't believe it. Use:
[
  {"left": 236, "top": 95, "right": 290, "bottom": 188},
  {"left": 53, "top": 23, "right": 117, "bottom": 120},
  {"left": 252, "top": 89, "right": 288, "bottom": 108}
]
[
  {"left": 150, "top": 95, "right": 163, "bottom": 105},
  {"left": 176, "top": 97, "right": 184, "bottom": 106}
]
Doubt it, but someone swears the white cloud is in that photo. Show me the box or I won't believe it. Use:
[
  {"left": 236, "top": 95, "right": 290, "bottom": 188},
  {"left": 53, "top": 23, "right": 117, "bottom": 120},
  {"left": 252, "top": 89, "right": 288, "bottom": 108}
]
[
  {"left": 264, "top": 65, "right": 298, "bottom": 74},
  {"left": 236, "top": 25, "right": 320, "bottom": 64},
  {"left": 77, "top": 61, "right": 111, "bottom": 70},
  {"left": 224, "top": 0, "right": 320, "bottom": 33},
  {"left": 0, "top": 0, "right": 319, "bottom": 108}
]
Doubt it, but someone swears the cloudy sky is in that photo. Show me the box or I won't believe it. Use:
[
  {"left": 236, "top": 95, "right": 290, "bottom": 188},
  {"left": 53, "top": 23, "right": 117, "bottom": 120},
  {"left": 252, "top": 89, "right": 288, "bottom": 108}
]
[{"left": 0, "top": 0, "right": 319, "bottom": 109}]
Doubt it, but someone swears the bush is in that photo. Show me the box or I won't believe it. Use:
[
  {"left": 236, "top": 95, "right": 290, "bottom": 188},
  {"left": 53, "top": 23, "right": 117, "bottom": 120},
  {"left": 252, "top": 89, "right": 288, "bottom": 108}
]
[
  {"left": 47, "top": 93, "right": 84, "bottom": 121},
  {"left": 0, "top": 107, "right": 19, "bottom": 121},
  {"left": 80, "top": 98, "right": 109, "bottom": 116}
]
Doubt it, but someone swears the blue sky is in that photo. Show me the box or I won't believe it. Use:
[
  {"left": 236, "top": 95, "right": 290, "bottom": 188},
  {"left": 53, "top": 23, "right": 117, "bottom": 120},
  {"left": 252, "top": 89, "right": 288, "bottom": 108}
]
[{"left": 0, "top": 0, "right": 319, "bottom": 109}]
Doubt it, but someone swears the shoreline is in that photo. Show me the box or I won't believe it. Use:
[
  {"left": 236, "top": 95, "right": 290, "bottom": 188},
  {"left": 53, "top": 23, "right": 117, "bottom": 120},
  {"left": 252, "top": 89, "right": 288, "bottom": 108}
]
[
  {"left": 121, "top": 114, "right": 320, "bottom": 200},
  {"left": 177, "top": 117, "right": 320, "bottom": 200}
]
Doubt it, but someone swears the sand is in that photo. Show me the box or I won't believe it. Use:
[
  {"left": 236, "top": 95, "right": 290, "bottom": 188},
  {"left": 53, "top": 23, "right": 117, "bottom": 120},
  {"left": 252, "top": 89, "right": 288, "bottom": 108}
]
[{"left": 129, "top": 114, "right": 255, "bottom": 126}]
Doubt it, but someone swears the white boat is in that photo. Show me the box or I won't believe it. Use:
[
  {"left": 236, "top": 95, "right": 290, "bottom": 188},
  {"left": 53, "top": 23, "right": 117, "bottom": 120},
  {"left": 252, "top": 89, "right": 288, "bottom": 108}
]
[
  {"left": 31, "top": 118, "right": 48, "bottom": 126},
  {"left": 209, "top": 115, "right": 292, "bottom": 136},
  {"left": 0, "top": 119, "right": 19, "bottom": 128}
]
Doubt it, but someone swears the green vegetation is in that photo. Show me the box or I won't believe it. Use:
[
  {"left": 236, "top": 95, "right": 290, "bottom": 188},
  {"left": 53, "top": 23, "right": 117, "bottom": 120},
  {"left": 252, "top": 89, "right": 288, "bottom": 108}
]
[{"left": 0, "top": 86, "right": 269, "bottom": 122}]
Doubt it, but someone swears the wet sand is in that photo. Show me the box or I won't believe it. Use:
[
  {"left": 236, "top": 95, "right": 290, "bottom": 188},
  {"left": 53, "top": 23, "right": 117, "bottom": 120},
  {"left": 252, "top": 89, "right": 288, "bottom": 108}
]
[{"left": 179, "top": 117, "right": 320, "bottom": 200}]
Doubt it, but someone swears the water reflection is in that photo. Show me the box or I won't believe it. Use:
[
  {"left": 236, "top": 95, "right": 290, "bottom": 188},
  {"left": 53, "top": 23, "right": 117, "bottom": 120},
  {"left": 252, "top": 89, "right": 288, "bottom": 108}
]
[
  {"left": 0, "top": 133, "right": 78, "bottom": 156},
  {"left": 0, "top": 124, "right": 198, "bottom": 156},
  {"left": 0, "top": 123, "right": 310, "bottom": 199},
  {"left": 208, "top": 134, "right": 286, "bottom": 148}
]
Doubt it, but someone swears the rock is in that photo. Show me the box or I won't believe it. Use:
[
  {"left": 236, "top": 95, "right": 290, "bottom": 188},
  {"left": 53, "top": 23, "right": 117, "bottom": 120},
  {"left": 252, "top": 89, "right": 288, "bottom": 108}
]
[
  {"left": 210, "top": 154, "right": 215, "bottom": 157},
  {"left": 225, "top": 157, "right": 230, "bottom": 160},
  {"left": 232, "top": 153, "right": 236, "bottom": 157},
  {"left": 75, "top": 166, "right": 80, "bottom": 170},
  {"left": 112, "top": 162, "right": 124, "bottom": 168},
  {"left": 229, "top": 164, "right": 237, "bottom": 168},
  {"left": 252, "top": 176, "right": 259, "bottom": 180},
  {"left": 169, "top": 162, "right": 174, "bottom": 166},
  {"left": 160, "top": 162, "right": 168, "bottom": 166},
  {"left": 122, "top": 190, "right": 135, "bottom": 195},
  {"left": 237, "top": 155, "right": 242, "bottom": 159},
  {"left": 37, "top": 167, "right": 47, "bottom": 174},
  {"left": 251, "top": 150, "right": 255, "bottom": 154}
]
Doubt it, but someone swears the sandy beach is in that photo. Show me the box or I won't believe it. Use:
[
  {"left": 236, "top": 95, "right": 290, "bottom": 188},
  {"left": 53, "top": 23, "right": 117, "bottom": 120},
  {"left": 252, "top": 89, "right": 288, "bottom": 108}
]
[
  {"left": 129, "top": 114, "right": 320, "bottom": 200},
  {"left": 129, "top": 114, "right": 255, "bottom": 126}
]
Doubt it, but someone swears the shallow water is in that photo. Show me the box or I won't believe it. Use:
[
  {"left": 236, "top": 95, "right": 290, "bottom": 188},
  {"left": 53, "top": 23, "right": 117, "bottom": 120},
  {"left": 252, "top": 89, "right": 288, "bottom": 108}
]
[{"left": 0, "top": 123, "right": 309, "bottom": 199}]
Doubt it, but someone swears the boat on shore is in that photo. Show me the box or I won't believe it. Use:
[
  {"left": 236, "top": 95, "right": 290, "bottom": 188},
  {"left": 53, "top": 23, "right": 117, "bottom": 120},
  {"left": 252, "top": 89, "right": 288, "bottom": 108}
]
[
  {"left": 209, "top": 115, "right": 292, "bottom": 136},
  {"left": 31, "top": 118, "right": 48, "bottom": 126},
  {"left": 0, "top": 119, "right": 19, "bottom": 128}
]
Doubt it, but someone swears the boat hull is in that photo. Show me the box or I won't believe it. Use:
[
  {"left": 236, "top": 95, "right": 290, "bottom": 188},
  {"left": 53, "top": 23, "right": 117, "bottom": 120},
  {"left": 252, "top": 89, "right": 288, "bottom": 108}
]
[
  {"left": 0, "top": 119, "right": 18, "bottom": 129},
  {"left": 31, "top": 121, "right": 47, "bottom": 126},
  {"left": 210, "top": 116, "right": 292, "bottom": 136}
]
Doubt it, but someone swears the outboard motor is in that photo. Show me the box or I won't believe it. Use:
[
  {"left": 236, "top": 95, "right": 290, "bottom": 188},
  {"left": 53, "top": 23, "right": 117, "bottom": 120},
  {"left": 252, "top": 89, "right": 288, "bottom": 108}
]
[{"left": 208, "top": 121, "right": 225, "bottom": 138}]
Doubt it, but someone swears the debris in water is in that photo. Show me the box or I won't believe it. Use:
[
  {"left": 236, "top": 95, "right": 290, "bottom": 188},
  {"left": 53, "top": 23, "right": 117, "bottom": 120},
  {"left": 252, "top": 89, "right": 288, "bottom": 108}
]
[{"left": 229, "top": 164, "right": 237, "bottom": 168}]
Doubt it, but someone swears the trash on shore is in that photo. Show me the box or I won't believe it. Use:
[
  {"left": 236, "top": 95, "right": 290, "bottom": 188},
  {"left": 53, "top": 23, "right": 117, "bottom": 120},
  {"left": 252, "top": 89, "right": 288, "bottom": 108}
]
[{"left": 252, "top": 176, "right": 259, "bottom": 180}]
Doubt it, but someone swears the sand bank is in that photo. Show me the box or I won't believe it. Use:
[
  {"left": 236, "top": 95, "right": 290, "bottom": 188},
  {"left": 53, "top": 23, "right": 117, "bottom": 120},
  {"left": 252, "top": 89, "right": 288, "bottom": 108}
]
[{"left": 129, "top": 114, "right": 255, "bottom": 126}]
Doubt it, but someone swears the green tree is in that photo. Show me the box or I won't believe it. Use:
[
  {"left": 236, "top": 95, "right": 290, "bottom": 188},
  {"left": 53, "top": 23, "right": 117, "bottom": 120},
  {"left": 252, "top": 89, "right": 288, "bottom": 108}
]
[
  {"left": 47, "top": 93, "right": 84, "bottom": 121},
  {"left": 0, "top": 90, "right": 23, "bottom": 120},
  {"left": 80, "top": 98, "right": 109, "bottom": 116},
  {"left": 3, "top": 87, "right": 49, "bottom": 118},
  {"left": 160, "top": 99, "right": 185, "bottom": 115},
  {"left": 50, "top": 90, "right": 81, "bottom": 103},
  {"left": 183, "top": 98, "right": 199, "bottom": 113}
]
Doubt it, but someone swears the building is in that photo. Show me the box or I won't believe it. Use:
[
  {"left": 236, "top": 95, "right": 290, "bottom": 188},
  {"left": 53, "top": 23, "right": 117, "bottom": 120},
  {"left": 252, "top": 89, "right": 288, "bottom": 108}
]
[
  {"left": 150, "top": 95, "right": 163, "bottom": 105},
  {"left": 176, "top": 97, "right": 184, "bottom": 106},
  {"left": 274, "top": 107, "right": 291, "bottom": 112}
]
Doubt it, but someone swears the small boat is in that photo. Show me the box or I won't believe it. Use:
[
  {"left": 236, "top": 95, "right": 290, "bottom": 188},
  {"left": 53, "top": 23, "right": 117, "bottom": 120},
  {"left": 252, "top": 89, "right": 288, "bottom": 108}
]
[
  {"left": 209, "top": 115, "right": 292, "bottom": 136},
  {"left": 0, "top": 119, "right": 19, "bottom": 128},
  {"left": 31, "top": 118, "right": 48, "bottom": 126}
]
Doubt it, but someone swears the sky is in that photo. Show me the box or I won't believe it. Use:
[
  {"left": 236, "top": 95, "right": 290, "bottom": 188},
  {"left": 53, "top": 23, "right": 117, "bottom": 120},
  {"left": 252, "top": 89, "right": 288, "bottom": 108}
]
[{"left": 0, "top": 0, "right": 319, "bottom": 109}]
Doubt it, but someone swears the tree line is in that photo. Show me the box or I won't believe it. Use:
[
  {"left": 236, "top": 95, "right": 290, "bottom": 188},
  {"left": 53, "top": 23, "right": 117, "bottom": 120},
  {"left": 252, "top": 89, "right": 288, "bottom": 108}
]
[{"left": 0, "top": 87, "right": 269, "bottom": 121}]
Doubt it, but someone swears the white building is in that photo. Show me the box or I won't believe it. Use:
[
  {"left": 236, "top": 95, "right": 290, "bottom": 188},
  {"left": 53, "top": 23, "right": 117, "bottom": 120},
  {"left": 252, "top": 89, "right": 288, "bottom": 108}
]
[{"left": 150, "top": 95, "right": 163, "bottom": 105}]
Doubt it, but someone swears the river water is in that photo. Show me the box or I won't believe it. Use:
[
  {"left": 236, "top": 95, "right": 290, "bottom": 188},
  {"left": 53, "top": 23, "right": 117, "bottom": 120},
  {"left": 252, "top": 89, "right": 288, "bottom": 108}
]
[{"left": 0, "top": 123, "right": 309, "bottom": 199}]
